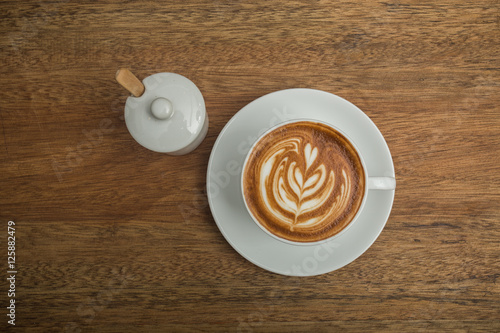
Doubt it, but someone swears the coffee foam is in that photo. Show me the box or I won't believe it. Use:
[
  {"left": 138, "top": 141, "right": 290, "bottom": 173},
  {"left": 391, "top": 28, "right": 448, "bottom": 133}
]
[{"left": 243, "top": 121, "right": 365, "bottom": 243}]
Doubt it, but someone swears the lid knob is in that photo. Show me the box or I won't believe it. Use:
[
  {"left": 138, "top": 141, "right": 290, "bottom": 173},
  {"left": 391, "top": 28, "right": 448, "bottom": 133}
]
[
  {"left": 121, "top": 72, "right": 208, "bottom": 154},
  {"left": 151, "top": 97, "right": 174, "bottom": 120}
]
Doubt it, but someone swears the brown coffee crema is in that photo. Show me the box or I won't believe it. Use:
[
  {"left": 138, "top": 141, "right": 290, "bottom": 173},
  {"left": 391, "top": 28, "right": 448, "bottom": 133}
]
[{"left": 243, "top": 121, "right": 366, "bottom": 243}]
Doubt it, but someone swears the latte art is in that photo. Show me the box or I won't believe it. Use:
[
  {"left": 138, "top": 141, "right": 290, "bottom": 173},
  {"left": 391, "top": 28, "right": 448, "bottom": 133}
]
[
  {"left": 261, "top": 140, "right": 351, "bottom": 230},
  {"left": 243, "top": 121, "right": 365, "bottom": 243}
]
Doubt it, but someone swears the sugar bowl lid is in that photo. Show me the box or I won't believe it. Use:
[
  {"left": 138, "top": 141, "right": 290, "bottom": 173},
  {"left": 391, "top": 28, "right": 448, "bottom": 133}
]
[{"left": 116, "top": 69, "right": 208, "bottom": 155}]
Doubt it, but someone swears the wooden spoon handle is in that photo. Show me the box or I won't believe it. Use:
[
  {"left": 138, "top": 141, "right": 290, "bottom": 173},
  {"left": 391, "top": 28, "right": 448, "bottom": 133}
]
[{"left": 115, "top": 68, "right": 145, "bottom": 97}]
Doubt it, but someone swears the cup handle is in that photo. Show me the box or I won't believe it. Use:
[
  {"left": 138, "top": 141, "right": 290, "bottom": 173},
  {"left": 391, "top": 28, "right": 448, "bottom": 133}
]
[{"left": 368, "top": 177, "right": 396, "bottom": 190}]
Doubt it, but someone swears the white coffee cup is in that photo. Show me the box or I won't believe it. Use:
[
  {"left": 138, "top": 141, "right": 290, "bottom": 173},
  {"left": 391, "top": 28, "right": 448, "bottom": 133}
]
[{"left": 241, "top": 119, "right": 396, "bottom": 246}]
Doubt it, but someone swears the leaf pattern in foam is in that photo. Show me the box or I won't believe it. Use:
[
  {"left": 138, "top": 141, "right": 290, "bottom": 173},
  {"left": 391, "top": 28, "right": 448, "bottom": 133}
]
[{"left": 261, "top": 140, "right": 350, "bottom": 230}]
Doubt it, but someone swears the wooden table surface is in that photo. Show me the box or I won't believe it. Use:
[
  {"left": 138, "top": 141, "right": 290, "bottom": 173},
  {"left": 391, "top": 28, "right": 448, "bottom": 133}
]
[{"left": 1, "top": 0, "right": 499, "bottom": 331}]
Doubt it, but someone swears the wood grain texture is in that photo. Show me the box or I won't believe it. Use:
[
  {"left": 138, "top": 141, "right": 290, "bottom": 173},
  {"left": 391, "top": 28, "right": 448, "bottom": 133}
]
[{"left": 0, "top": 0, "right": 499, "bottom": 331}]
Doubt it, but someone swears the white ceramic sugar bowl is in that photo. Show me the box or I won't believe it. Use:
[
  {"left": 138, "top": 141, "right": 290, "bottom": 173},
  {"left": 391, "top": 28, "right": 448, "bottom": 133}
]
[{"left": 116, "top": 69, "right": 208, "bottom": 155}]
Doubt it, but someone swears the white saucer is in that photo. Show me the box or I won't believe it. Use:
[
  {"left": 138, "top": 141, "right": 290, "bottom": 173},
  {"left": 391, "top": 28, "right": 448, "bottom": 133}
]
[{"left": 207, "top": 89, "right": 395, "bottom": 276}]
